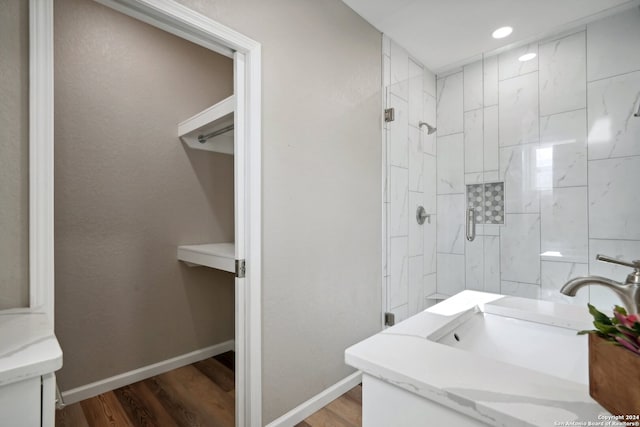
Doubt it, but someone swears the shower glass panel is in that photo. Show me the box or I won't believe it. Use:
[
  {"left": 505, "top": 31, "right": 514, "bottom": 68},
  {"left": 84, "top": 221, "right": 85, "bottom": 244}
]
[
  {"left": 0, "top": 0, "right": 30, "bottom": 309},
  {"left": 384, "top": 63, "right": 437, "bottom": 324}
]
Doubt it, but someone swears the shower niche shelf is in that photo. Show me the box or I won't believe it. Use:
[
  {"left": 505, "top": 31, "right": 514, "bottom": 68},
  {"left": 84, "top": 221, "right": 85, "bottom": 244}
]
[
  {"left": 178, "top": 95, "right": 235, "bottom": 155},
  {"left": 177, "top": 243, "right": 235, "bottom": 273}
]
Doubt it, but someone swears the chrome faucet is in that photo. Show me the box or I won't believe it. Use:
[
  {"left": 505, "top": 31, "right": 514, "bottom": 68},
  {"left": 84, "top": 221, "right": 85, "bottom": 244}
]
[{"left": 560, "top": 254, "right": 640, "bottom": 314}]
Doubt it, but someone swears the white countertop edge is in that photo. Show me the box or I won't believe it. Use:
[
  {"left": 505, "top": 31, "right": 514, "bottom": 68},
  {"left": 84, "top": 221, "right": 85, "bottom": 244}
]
[
  {"left": 348, "top": 351, "right": 531, "bottom": 427},
  {"left": 0, "top": 309, "right": 62, "bottom": 387},
  {"left": 345, "top": 291, "right": 604, "bottom": 426}
]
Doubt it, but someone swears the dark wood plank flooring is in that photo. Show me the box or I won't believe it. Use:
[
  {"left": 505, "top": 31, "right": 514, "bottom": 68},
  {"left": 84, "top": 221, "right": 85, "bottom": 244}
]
[
  {"left": 294, "top": 385, "right": 362, "bottom": 427},
  {"left": 56, "top": 351, "right": 362, "bottom": 427}
]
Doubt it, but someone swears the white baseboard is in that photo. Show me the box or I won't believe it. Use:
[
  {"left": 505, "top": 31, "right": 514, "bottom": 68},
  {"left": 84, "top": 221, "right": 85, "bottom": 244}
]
[
  {"left": 266, "top": 371, "right": 362, "bottom": 427},
  {"left": 60, "top": 339, "right": 234, "bottom": 405}
]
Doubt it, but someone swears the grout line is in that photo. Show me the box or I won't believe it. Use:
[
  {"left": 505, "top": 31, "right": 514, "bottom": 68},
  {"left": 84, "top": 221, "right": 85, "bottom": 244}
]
[
  {"left": 585, "top": 22, "right": 591, "bottom": 272},
  {"left": 498, "top": 141, "right": 544, "bottom": 149},
  {"left": 537, "top": 46, "right": 543, "bottom": 298},
  {"left": 501, "top": 280, "right": 542, "bottom": 287},
  {"left": 464, "top": 106, "right": 484, "bottom": 113},
  {"left": 480, "top": 54, "right": 486, "bottom": 292},
  {"left": 587, "top": 68, "right": 640, "bottom": 84},
  {"left": 436, "top": 130, "right": 464, "bottom": 138},
  {"left": 436, "top": 68, "right": 463, "bottom": 80},
  {"left": 537, "top": 27, "right": 586, "bottom": 46},
  {"left": 589, "top": 237, "right": 640, "bottom": 242},
  {"left": 498, "top": 68, "right": 539, "bottom": 82},
  {"left": 502, "top": 212, "right": 541, "bottom": 215},
  {"left": 435, "top": 73, "right": 440, "bottom": 296},
  {"left": 547, "top": 184, "right": 589, "bottom": 190},
  {"left": 588, "top": 154, "right": 640, "bottom": 162},
  {"left": 496, "top": 55, "right": 503, "bottom": 295},
  {"left": 539, "top": 106, "right": 587, "bottom": 119},
  {"left": 404, "top": 53, "right": 411, "bottom": 314},
  {"left": 389, "top": 165, "right": 409, "bottom": 171},
  {"left": 541, "top": 259, "right": 589, "bottom": 265}
]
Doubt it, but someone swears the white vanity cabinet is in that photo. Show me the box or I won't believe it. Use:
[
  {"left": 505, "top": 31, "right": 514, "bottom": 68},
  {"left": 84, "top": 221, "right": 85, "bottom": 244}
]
[
  {"left": 0, "top": 376, "right": 43, "bottom": 426},
  {"left": 0, "top": 312, "right": 63, "bottom": 427},
  {"left": 362, "top": 375, "right": 488, "bottom": 427}
]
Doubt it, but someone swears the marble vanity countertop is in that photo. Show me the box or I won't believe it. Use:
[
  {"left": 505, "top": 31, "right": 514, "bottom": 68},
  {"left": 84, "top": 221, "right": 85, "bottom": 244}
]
[
  {"left": 0, "top": 309, "right": 62, "bottom": 386},
  {"left": 346, "top": 291, "right": 607, "bottom": 427}
]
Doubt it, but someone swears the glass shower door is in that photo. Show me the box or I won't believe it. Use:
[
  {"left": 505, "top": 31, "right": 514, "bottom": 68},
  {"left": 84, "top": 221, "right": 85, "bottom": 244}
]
[{"left": 384, "top": 66, "right": 437, "bottom": 325}]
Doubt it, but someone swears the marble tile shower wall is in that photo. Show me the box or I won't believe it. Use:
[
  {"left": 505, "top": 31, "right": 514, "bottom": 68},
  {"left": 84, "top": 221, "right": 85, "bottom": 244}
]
[
  {"left": 383, "top": 36, "right": 438, "bottom": 323},
  {"left": 435, "top": 8, "right": 640, "bottom": 311}
]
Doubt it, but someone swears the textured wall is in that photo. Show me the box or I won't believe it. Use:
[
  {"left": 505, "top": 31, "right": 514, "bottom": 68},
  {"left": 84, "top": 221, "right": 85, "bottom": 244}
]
[
  {"left": 0, "top": 0, "right": 29, "bottom": 309},
  {"left": 54, "top": 0, "right": 235, "bottom": 391},
  {"left": 173, "top": 0, "right": 382, "bottom": 423}
]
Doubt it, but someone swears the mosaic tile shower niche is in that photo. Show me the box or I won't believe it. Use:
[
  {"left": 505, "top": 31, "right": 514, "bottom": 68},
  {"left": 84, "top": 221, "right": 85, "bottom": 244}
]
[{"left": 466, "top": 182, "right": 504, "bottom": 225}]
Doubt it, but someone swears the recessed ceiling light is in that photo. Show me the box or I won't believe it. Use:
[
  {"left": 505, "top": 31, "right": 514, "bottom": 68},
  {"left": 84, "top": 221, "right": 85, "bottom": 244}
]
[
  {"left": 492, "top": 26, "right": 513, "bottom": 39},
  {"left": 518, "top": 52, "right": 537, "bottom": 62}
]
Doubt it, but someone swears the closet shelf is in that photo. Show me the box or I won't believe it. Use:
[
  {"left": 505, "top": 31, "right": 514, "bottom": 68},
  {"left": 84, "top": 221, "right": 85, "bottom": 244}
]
[
  {"left": 177, "top": 243, "right": 235, "bottom": 273},
  {"left": 178, "top": 95, "right": 235, "bottom": 155}
]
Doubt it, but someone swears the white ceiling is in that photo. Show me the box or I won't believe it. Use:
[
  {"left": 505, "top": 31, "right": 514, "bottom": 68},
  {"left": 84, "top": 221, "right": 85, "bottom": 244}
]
[{"left": 341, "top": 0, "right": 640, "bottom": 73}]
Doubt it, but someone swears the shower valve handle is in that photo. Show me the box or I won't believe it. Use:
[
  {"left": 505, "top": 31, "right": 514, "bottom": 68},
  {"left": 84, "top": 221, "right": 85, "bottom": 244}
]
[
  {"left": 416, "top": 206, "right": 430, "bottom": 225},
  {"left": 466, "top": 208, "right": 475, "bottom": 242}
]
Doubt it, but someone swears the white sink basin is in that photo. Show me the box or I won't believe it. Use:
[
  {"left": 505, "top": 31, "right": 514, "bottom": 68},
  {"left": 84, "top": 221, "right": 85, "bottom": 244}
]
[{"left": 427, "top": 306, "right": 588, "bottom": 384}]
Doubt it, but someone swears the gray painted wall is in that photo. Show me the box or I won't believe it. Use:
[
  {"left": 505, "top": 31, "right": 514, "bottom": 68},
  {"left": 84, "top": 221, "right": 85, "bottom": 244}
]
[
  {"left": 174, "top": 0, "right": 383, "bottom": 422},
  {"left": 54, "top": 0, "right": 236, "bottom": 391},
  {"left": 0, "top": 0, "right": 29, "bottom": 309},
  {"left": 54, "top": 0, "right": 382, "bottom": 421}
]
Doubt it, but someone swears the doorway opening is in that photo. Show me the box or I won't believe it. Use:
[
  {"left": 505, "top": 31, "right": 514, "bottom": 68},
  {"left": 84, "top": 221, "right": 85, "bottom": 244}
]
[{"left": 52, "top": 1, "right": 262, "bottom": 426}]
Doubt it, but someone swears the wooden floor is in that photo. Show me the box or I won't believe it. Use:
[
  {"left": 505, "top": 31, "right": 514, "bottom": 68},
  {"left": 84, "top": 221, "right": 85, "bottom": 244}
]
[
  {"left": 56, "top": 351, "right": 362, "bottom": 427},
  {"left": 293, "top": 385, "right": 362, "bottom": 427}
]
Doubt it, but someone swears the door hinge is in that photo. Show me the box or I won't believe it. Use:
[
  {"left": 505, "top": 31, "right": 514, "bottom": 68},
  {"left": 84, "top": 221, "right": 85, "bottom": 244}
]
[
  {"left": 384, "top": 312, "right": 395, "bottom": 326},
  {"left": 235, "top": 259, "right": 246, "bottom": 278},
  {"left": 384, "top": 107, "right": 395, "bottom": 123}
]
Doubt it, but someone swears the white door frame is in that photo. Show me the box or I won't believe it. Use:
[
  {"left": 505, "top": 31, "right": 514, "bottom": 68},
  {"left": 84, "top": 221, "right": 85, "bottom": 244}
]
[
  {"left": 35, "top": 0, "right": 262, "bottom": 425},
  {"left": 29, "top": 0, "right": 55, "bottom": 320},
  {"left": 93, "top": 2, "right": 262, "bottom": 426}
]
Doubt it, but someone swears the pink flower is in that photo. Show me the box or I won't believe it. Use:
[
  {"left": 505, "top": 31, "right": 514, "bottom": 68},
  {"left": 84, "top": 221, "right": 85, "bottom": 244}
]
[
  {"left": 583, "top": 304, "right": 640, "bottom": 357},
  {"left": 613, "top": 309, "right": 639, "bottom": 328},
  {"left": 615, "top": 336, "right": 640, "bottom": 355}
]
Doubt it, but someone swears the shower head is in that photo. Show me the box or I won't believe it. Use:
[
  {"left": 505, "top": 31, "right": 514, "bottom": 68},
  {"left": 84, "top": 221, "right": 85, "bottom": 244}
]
[{"left": 419, "top": 121, "right": 437, "bottom": 135}]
